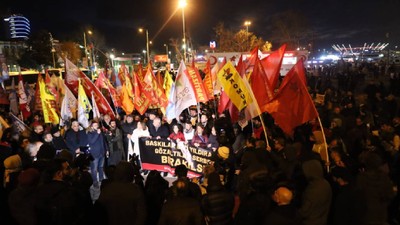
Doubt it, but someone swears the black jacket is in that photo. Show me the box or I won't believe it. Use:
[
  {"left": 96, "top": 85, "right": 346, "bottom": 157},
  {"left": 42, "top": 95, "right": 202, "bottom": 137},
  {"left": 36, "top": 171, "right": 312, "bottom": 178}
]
[{"left": 201, "top": 186, "right": 234, "bottom": 225}]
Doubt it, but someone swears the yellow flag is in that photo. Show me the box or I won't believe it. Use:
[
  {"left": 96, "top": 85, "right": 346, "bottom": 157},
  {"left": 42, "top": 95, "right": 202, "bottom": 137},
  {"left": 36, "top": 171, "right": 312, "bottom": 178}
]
[
  {"left": 39, "top": 75, "right": 60, "bottom": 124},
  {"left": 217, "top": 62, "right": 252, "bottom": 111},
  {"left": 120, "top": 84, "right": 135, "bottom": 114},
  {"left": 78, "top": 80, "right": 92, "bottom": 128},
  {"left": 163, "top": 70, "right": 173, "bottom": 100}
]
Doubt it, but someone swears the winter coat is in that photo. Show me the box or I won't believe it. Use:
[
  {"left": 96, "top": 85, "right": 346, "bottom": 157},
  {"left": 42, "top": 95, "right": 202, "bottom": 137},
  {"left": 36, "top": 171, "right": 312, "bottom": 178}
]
[{"left": 298, "top": 160, "right": 332, "bottom": 225}]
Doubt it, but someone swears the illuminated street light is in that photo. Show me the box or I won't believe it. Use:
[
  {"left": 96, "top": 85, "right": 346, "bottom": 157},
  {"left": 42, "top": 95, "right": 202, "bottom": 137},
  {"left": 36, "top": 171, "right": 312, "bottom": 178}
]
[
  {"left": 139, "top": 28, "right": 150, "bottom": 64},
  {"left": 109, "top": 54, "right": 115, "bottom": 67},
  {"left": 83, "top": 30, "right": 94, "bottom": 74},
  {"left": 142, "top": 50, "right": 147, "bottom": 64},
  {"left": 178, "top": 0, "right": 187, "bottom": 63},
  {"left": 244, "top": 21, "right": 251, "bottom": 33},
  {"left": 244, "top": 21, "right": 251, "bottom": 51}
]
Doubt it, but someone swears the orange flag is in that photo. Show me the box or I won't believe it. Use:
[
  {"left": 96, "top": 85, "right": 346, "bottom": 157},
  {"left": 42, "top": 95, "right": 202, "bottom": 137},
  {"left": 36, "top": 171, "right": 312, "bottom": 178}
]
[
  {"left": 136, "top": 63, "right": 145, "bottom": 81},
  {"left": 118, "top": 63, "right": 129, "bottom": 84},
  {"left": 143, "top": 65, "right": 168, "bottom": 112},
  {"left": 263, "top": 59, "right": 318, "bottom": 136},
  {"left": 45, "top": 70, "right": 59, "bottom": 110},
  {"left": 260, "top": 44, "right": 287, "bottom": 91},
  {"left": 132, "top": 71, "right": 151, "bottom": 115},
  {"left": 34, "top": 74, "right": 43, "bottom": 112},
  {"left": 155, "top": 70, "right": 164, "bottom": 88},
  {"left": 203, "top": 60, "right": 214, "bottom": 100},
  {"left": 120, "top": 84, "right": 135, "bottom": 114}
]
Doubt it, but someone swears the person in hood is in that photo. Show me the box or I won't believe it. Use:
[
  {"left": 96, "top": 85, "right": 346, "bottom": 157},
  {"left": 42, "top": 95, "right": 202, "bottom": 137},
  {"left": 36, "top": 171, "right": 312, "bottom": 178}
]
[{"left": 298, "top": 160, "right": 332, "bottom": 225}]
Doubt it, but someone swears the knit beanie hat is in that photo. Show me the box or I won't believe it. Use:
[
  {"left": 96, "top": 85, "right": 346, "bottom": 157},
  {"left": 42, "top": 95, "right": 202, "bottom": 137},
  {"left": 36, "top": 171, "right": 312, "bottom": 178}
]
[{"left": 217, "top": 146, "right": 229, "bottom": 160}]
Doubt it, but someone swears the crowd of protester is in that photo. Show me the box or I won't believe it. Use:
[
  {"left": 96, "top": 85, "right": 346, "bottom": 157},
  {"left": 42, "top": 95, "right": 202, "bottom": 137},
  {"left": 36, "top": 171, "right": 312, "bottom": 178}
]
[{"left": 0, "top": 60, "right": 400, "bottom": 225}]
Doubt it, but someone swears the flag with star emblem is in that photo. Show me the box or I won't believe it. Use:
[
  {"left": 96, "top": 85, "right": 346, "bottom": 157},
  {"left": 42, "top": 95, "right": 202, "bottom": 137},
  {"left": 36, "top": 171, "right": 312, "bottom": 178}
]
[{"left": 77, "top": 79, "right": 92, "bottom": 128}]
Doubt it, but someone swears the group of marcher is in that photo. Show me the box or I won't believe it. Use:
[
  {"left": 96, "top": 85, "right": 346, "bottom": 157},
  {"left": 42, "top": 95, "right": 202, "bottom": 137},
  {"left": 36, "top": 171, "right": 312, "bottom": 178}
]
[{"left": 1, "top": 61, "right": 400, "bottom": 225}]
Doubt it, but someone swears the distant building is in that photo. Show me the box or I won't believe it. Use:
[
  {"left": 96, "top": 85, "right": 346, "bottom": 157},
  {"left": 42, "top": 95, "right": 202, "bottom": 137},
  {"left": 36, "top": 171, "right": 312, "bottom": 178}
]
[{"left": 3, "top": 15, "right": 30, "bottom": 40}]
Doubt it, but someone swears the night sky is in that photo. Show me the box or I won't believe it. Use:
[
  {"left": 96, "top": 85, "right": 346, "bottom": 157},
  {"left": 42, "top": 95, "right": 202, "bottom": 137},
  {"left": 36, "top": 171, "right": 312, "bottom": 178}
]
[{"left": 2, "top": 0, "right": 400, "bottom": 53}]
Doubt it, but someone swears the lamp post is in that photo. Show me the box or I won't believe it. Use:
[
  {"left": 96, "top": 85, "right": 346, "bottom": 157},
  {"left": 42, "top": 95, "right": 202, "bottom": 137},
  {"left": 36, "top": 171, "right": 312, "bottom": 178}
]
[
  {"left": 178, "top": 0, "right": 187, "bottom": 63},
  {"left": 139, "top": 28, "right": 150, "bottom": 64},
  {"left": 164, "top": 44, "right": 169, "bottom": 63},
  {"left": 83, "top": 30, "right": 93, "bottom": 70},
  {"left": 244, "top": 21, "right": 251, "bottom": 51},
  {"left": 109, "top": 54, "right": 115, "bottom": 67},
  {"left": 49, "top": 32, "right": 56, "bottom": 68}
]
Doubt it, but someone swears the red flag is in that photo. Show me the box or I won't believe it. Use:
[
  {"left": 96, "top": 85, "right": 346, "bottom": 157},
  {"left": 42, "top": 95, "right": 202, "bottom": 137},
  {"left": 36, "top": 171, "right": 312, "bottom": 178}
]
[
  {"left": 136, "top": 63, "right": 145, "bottom": 81},
  {"left": 260, "top": 44, "right": 287, "bottom": 91},
  {"left": 236, "top": 55, "right": 246, "bottom": 77},
  {"left": 186, "top": 66, "right": 209, "bottom": 103},
  {"left": 203, "top": 60, "right": 214, "bottom": 100},
  {"left": 132, "top": 72, "right": 151, "bottom": 115},
  {"left": 245, "top": 47, "right": 259, "bottom": 72},
  {"left": 218, "top": 90, "right": 239, "bottom": 123},
  {"left": 218, "top": 90, "right": 230, "bottom": 115},
  {"left": 18, "top": 74, "right": 31, "bottom": 119},
  {"left": 0, "top": 87, "right": 9, "bottom": 105},
  {"left": 95, "top": 71, "right": 121, "bottom": 108},
  {"left": 65, "top": 58, "right": 115, "bottom": 118},
  {"left": 45, "top": 70, "right": 59, "bottom": 110},
  {"left": 249, "top": 56, "right": 274, "bottom": 111},
  {"left": 264, "top": 60, "right": 318, "bottom": 136},
  {"left": 143, "top": 65, "right": 168, "bottom": 112}
]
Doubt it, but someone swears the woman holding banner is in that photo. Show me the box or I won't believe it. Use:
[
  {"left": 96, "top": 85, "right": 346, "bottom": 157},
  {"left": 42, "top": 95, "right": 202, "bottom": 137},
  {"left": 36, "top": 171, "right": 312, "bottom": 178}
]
[
  {"left": 168, "top": 124, "right": 185, "bottom": 147},
  {"left": 129, "top": 121, "right": 151, "bottom": 164},
  {"left": 191, "top": 123, "right": 209, "bottom": 149}
]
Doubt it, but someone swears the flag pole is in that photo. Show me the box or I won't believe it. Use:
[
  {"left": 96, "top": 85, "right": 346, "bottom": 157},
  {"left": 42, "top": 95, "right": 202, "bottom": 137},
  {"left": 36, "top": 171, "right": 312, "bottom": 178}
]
[
  {"left": 243, "top": 75, "right": 270, "bottom": 147},
  {"left": 317, "top": 116, "right": 330, "bottom": 172},
  {"left": 104, "top": 80, "right": 118, "bottom": 116}
]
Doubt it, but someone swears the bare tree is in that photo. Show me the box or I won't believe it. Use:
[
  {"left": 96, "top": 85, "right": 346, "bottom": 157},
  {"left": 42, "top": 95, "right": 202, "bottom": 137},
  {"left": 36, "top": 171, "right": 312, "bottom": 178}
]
[
  {"left": 269, "top": 10, "right": 311, "bottom": 50},
  {"left": 213, "top": 22, "right": 271, "bottom": 52},
  {"left": 60, "top": 42, "right": 82, "bottom": 64}
]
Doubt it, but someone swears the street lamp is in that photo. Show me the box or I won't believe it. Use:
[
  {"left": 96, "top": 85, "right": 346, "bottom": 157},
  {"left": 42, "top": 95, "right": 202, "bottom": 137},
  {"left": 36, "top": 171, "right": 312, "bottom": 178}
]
[
  {"left": 164, "top": 44, "right": 169, "bottom": 63},
  {"left": 109, "top": 54, "right": 115, "bottom": 67},
  {"left": 244, "top": 21, "right": 251, "bottom": 50},
  {"left": 142, "top": 50, "right": 147, "bottom": 64},
  {"left": 83, "top": 30, "right": 93, "bottom": 69},
  {"left": 139, "top": 28, "right": 150, "bottom": 64},
  {"left": 178, "top": 0, "right": 187, "bottom": 63},
  {"left": 49, "top": 32, "right": 56, "bottom": 68},
  {"left": 244, "top": 21, "right": 251, "bottom": 33}
]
